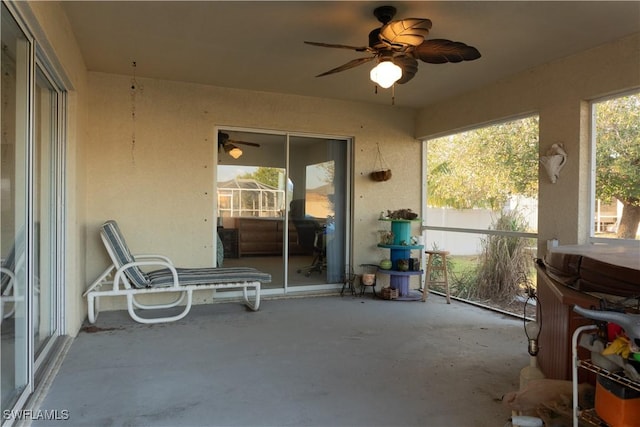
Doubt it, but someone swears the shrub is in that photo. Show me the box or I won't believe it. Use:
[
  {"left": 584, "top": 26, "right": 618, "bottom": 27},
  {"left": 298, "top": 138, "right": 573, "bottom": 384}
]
[{"left": 475, "top": 209, "right": 534, "bottom": 302}]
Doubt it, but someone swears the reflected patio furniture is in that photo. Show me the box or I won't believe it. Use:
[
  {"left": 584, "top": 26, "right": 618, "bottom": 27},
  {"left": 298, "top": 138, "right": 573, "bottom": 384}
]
[
  {"left": 293, "top": 219, "right": 326, "bottom": 276},
  {"left": 1, "top": 267, "right": 17, "bottom": 323}
]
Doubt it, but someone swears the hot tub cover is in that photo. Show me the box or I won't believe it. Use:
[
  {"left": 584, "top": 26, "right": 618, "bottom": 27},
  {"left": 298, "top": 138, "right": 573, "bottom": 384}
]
[{"left": 543, "top": 244, "right": 640, "bottom": 297}]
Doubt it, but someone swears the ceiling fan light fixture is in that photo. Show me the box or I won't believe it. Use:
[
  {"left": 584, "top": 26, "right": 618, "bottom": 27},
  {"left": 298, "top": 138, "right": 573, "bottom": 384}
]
[
  {"left": 370, "top": 60, "right": 402, "bottom": 89},
  {"left": 224, "top": 143, "right": 243, "bottom": 159}
]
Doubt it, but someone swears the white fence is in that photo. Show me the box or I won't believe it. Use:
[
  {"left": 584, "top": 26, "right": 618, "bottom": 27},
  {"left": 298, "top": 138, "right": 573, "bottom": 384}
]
[{"left": 424, "top": 197, "right": 538, "bottom": 256}]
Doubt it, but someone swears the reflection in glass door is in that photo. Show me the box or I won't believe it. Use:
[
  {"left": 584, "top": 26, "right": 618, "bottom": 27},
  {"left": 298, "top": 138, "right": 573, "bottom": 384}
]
[
  {"left": 288, "top": 136, "right": 347, "bottom": 288},
  {"left": 1, "top": 4, "right": 30, "bottom": 412},
  {"left": 216, "top": 130, "right": 287, "bottom": 289},
  {"left": 215, "top": 129, "right": 350, "bottom": 294},
  {"left": 34, "top": 66, "right": 60, "bottom": 357}
]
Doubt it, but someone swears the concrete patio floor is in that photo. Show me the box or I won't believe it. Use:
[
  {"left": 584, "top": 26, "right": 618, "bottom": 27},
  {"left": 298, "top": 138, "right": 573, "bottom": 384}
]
[{"left": 32, "top": 294, "right": 529, "bottom": 427}]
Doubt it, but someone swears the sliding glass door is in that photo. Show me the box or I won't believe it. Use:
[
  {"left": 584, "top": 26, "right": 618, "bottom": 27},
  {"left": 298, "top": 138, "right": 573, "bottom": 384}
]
[
  {"left": 1, "top": 3, "right": 66, "bottom": 416},
  {"left": 215, "top": 129, "right": 350, "bottom": 293}
]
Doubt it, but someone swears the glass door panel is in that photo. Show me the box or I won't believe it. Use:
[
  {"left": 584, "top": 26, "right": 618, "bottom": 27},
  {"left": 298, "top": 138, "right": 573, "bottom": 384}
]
[
  {"left": 287, "top": 136, "right": 347, "bottom": 287},
  {"left": 1, "top": 4, "right": 31, "bottom": 411},
  {"left": 216, "top": 130, "right": 287, "bottom": 290},
  {"left": 34, "top": 67, "right": 58, "bottom": 356}
]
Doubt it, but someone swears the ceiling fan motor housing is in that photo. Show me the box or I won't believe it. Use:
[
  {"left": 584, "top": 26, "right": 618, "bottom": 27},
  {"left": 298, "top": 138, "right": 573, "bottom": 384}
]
[
  {"left": 373, "top": 5, "right": 397, "bottom": 24},
  {"left": 369, "top": 6, "right": 396, "bottom": 48}
]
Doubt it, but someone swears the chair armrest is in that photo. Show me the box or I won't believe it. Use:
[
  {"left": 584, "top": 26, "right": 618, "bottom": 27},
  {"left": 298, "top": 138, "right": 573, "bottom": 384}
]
[
  {"left": 113, "top": 260, "right": 178, "bottom": 290},
  {"left": 134, "top": 254, "right": 174, "bottom": 265}
]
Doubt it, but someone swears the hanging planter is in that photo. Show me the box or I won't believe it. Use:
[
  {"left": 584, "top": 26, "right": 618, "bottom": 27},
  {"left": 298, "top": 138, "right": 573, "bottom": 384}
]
[{"left": 370, "top": 143, "right": 392, "bottom": 182}]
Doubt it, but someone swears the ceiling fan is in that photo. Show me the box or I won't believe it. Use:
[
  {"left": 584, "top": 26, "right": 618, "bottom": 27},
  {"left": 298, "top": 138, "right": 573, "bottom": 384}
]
[
  {"left": 218, "top": 131, "right": 261, "bottom": 159},
  {"left": 305, "top": 5, "right": 481, "bottom": 88}
]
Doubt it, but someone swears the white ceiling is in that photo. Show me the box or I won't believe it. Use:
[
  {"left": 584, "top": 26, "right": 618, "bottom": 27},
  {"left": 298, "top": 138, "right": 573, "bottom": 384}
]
[{"left": 61, "top": 1, "right": 640, "bottom": 109}]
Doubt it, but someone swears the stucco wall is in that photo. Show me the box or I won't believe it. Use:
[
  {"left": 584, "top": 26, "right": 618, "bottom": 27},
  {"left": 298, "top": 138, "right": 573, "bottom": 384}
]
[
  {"left": 85, "top": 73, "right": 420, "bottom": 308},
  {"left": 415, "top": 32, "right": 640, "bottom": 252}
]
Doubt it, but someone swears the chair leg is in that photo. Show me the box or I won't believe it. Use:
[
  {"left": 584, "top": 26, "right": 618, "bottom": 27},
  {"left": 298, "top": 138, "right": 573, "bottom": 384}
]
[
  {"left": 242, "top": 283, "right": 261, "bottom": 311},
  {"left": 340, "top": 278, "right": 355, "bottom": 296},
  {"left": 442, "top": 254, "right": 451, "bottom": 304},
  {"left": 360, "top": 284, "right": 376, "bottom": 298},
  {"left": 340, "top": 280, "right": 348, "bottom": 296},
  {"left": 422, "top": 255, "right": 433, "bottom": 302},
  {"left": 358, "top": 274, "right": 377, "bottom": 298},
  {"left": 423, "top": 252, "right": 451, "bottom": 304},
  {"left": 87, "top": 294, "right": 98, "bottom": 324},
  {"left": 131, "top": 292, "right": 186, "bottom": 310},
  {"left": 126, "top": 290, "right": 194, "bottom": 324}
]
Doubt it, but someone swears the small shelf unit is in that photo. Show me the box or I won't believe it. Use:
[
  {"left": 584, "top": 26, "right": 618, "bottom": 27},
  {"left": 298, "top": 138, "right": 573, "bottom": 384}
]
[
  {"left": 377, "top": 219, "right": 423, "bottom": 301},
  {"left": 572, "top": 325, "right": 640, "bottom": 426}
]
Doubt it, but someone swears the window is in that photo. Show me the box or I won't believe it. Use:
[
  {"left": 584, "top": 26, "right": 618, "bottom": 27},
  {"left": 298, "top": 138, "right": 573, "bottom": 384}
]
[
  {"left": 423, "top": 115, "right": 539, "bottom": 313},
  {"left": 590, "top": 91, "right": 640, "bottom": 242}
]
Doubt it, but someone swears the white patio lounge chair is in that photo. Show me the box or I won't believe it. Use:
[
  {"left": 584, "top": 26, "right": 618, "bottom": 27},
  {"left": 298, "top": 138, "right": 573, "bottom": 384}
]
[{"left": 84, "top": 220, "right": 271, "bottom": 324}]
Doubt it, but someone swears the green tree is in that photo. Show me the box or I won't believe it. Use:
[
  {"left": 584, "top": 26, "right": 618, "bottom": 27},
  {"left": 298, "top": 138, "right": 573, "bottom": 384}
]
[
  {"left": 427, "top": 116, "right": 539, "bottom": 210},
  {"left": 594, "top": 93, "right": 640, "bottom": 239},
  {"left": 240, "top": 167, "right": 281, "bottom": 188},
  {"left": 237, "top": 167, "right": 283, "bottom": 216},
  {"left": 317, "top": 160, "right": 334, "bottom": 188}
]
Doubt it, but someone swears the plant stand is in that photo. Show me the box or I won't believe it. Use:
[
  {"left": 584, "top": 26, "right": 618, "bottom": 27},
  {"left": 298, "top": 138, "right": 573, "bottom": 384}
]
[{"left": 377, "top": 219, "right": 423, "bottom": 301}]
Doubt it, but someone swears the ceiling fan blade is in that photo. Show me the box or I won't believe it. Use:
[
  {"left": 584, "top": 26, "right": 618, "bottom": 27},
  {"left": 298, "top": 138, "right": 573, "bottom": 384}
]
[
  {"left": 218, "top": 132, "right": 260, "bottom": 148},
  {"left": 230, "top": 140, "right": 261, "bottom": 148},
  {"left": 304, "top": 41, "right": 371, "bottom": 52},
  {"left": 393, "top": 55, "right": 419, "bottom": 84},
  {"left": 412, "top": 39, "right": 481, "bottom": 64},
  {"left": 379, "top": 18, "right": 432, "bottom": 49},
  {"left": 315, "top": 56, "right": 376, "bottom": 77}
]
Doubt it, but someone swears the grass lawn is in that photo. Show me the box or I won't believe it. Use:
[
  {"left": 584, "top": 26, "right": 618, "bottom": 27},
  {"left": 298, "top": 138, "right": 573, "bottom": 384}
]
[{"left": 427, "top": 253, "right": 537, "bottom": 316}]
